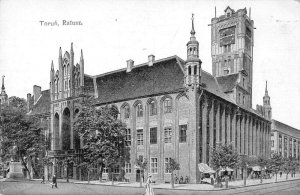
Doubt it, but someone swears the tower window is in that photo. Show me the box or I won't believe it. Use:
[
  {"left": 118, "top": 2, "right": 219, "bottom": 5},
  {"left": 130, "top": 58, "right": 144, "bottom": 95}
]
[
  {"left": 243, "top": 78, "right": 245, "bottom": 87},
  {"left": 243, "top": 96, "right": 245, "bottom": 105},
  {"left": 194, "top": 66, "right": 197, "bottom": 75},
  {"left": 188, "top": 66, "right": 191, "bottom": 75}
]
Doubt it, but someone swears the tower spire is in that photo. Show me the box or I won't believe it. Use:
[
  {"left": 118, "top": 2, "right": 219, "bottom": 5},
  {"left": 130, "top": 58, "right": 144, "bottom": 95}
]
[
  {"left": 51, "top": 60, "right": 54, "bottom": 70},
  {"left": 190, "top": 13, "right": 195, "bottom": 36},
  {"left": 1, "top": 75, "right": 5, "bottom": 91},
  {"left": 265, "top": 80, "right": 268, "bottom": 95}
]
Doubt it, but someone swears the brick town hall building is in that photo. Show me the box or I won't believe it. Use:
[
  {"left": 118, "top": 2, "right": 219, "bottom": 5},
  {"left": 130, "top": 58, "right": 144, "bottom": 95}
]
[{"left": 27, "top": 7, "right": 272, "bottom": 183}]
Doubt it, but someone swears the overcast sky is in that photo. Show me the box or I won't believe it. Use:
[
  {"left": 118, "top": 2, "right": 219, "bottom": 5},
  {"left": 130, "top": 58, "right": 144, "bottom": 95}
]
[{"left": 0, "top": 0, "right": 300, "bottom": 129}]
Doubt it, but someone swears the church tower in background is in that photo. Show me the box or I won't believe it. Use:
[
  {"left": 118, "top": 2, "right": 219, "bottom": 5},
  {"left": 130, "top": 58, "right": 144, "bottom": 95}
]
[
  {"left": 263, "top": 81, "right": 272, "bottom": 120},
  {"left": 211, "top": 7, "right": 254, "bottom": 108},
  {"left": 0, "top": 75, "right": 8, "bottom": 105}
]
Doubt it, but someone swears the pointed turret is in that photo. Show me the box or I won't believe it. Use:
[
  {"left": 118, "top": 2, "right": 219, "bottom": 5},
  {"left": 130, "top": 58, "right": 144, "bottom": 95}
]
[
  {"left": 263, "top": 80, "right": 272, "bottom": 119},
  {"left": 58, "top": 47, "right": 63, "bottom": 98},
  {"left": 1, "top": 75, "right": 5, "bottom": 91},
  {"left": 185, "top": 14, "right": 202, "bottom": 88},
  {"left": 69, "top": 43, "right": 74, "bottom": 96},
  {"left": 0, "top": 75, "right": 8, "bottom": 105},
  {"left": 186, "top": 14, "right": 200, "bottom": 62},
  {"left": 79, "top": 49, "right": 84, "bottom": 86},
  {"left": 265, "top": 81, "right": 268, "bottom": 96}
]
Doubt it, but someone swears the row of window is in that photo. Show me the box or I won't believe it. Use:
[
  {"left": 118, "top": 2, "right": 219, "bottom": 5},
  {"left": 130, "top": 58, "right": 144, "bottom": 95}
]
[
  {"left": 122, "top": 98, "right": 173, "bottom": 119},
  {"left": 53, "top": 76, "right": 81, "bottom": 93},
  {"left": 125, "top": 125, "right": 187, "bottom": 146},
  {"left": 104, "top": 158, "right": 174, "bottom": 174}
]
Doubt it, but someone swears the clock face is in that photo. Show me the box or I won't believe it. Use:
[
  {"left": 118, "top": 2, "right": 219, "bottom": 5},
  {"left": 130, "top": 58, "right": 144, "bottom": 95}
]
[{"left": 219, "top": 26, "right": 235, "bottom": 46}]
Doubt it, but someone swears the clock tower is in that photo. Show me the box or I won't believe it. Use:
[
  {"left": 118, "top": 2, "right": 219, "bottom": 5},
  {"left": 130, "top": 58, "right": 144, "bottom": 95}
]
[{"left": 211, "top": 6, "right": 254, "bottom": 108}]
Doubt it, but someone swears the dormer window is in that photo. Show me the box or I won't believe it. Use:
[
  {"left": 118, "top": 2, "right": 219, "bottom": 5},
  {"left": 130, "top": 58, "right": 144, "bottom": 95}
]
[{"left": 227, "top": 12, "right": 230, "bottom": 17}]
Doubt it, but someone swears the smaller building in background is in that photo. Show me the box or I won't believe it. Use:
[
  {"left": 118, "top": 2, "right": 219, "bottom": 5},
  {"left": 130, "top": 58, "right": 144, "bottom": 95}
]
[{"left": 271, "top": 119, "right": 300, "bottom": 160}]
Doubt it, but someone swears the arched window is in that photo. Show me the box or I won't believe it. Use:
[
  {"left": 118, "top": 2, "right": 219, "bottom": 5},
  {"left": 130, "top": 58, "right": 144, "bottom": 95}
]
[
  {"left": 149, "top": 100, "right": 157, "bottom": 116},
  {"left": 63, "top": 65, "right": 66, "bottom": 76},
  {"left": 188, "top": 66, "right": 191, "bottom": 75},
  {"left": 124, "top": 105, "right": 130, "bottom": 119},
  {"left": 136, "top": 103, "right": 143, "bottom": 117},
  {"left": 164, "top": 98, "right": 172, "bottom": 113}
]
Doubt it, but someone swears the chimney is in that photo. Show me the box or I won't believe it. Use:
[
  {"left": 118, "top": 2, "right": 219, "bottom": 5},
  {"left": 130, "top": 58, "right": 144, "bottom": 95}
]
[
  {"left": 33, "top": 85, "right": 42, "bottom": 104},
  {"left": 27, "top": 93, "right": 32, "bottom": 112},
  {"left": 148, "top": 55, "right": 155, "bottom": 66},
  {"left": 126, "top": 59, "right": 134, "bottom": 72}
]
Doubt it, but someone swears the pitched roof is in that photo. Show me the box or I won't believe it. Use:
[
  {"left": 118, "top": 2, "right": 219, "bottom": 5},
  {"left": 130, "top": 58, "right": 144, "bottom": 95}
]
[
  {"left": 201, "top": 71, "right": 235, "bottom": 104},
  {"left": 30, "top": 90, "right": 50, "bottom": 116},
  {"left": 272, "top": 119, "right": 300, "bottom": 138},
  {"left": 216, "top": 73, "right": 239, "bottom": 93},
  {"left": 95, "top": 56, "right": 185, "bottom": 104}
]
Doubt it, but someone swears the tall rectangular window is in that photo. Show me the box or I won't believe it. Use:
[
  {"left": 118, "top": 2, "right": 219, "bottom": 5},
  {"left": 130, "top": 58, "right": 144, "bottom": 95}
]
[
  {"left": 179, "top": 124, "right": 187, "bottom": 143},
  {"left": 164, "top": 127, "right": 172, "bottom": 143},
  {"left": 150, "top": 127, "right": 157, "bottom": 144},
  {"left": 137, "top": 129, "right": 143, "bottom": 145},
  {"left": 272, "top": 140, "right": 274, "bottom": 147},
  {"left": 125, "top": 128, "right": 131, "bottom": 146},
  {"left": 125, "top": 163, "right": 131, "bottom": 173},
  {"left": 165, "top": 157, "right": 171, "bottom": 173},
  {"left": 150, "top": 158, "right": 158, "bottom": 173}
]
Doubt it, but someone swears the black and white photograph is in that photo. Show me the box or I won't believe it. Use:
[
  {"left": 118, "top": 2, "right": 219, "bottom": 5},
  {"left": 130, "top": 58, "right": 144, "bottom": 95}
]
[{"left": 0, "top": 0, "right": 300, "bottom": 194}]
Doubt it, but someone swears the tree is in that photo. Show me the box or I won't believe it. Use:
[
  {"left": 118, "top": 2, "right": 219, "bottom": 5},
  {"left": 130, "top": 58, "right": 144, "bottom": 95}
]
[
  {"left": 282, "top": 157, "right": 298, "bottom": 180},
  {"left": 211, "top": 143, "right": 239, "bottom": 187},
  {"left": 166, "top": 158, "right": 180, "bottom": 188},
  {"left": 0, "top": 97, "right": 46, "bottom": 179},
  {"left": 238, "top": 155, "right": 259, "bottom": 186},
  {"left": 73, "top": 97, "right": 130, "bottom": 183},
  {"left": 268, "top": 153, "right": 284, "bottom": 182},
  {"left": 58, "top": 156, "right": 75, "bottom": 182},
  {"left": 135, "top": 156, "right": 148, "bottom": 188}
]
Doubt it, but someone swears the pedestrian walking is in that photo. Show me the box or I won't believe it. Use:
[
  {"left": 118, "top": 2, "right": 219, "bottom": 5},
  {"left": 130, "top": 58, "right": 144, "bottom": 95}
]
[
  {"left": 145, "top": 174, "right": 154, "bottom": 195},
  {"left": 51, "top": 175, "right": 57, "bottom": 188},
  {"left": 41, "top": 175, "right": 45, "bottom": 184}
]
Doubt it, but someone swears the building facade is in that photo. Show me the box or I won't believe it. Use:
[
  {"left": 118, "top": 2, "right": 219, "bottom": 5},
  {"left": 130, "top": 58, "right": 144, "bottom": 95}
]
[
  {"left": 28, "top": 7, "right": 271, "bottom": 183},
  {"left": 271, "top": 120, "right": 300, "bottom": 160}
]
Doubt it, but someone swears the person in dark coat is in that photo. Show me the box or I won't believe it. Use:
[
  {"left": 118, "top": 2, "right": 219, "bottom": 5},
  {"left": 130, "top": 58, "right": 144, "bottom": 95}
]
[
  {"left": 52, "top": 175, "right": 57, "bottom": 188},
  {"left": 41, "top": 175, "right": 45, "bottom": 183}
]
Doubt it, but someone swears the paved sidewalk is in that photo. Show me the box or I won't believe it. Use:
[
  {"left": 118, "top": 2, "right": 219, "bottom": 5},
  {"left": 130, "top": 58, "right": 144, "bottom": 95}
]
[{"left": 2, "top": 173, "right": 299, "bottom": 191}]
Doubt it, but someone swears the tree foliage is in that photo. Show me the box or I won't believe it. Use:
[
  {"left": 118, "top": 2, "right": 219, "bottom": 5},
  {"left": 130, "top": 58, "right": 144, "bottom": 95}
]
[
  {"left": 268, "top": 153, "right": 284, "bottom": 182},
  {"left": 282, "top": 157, "right": 298, "bottom": 180},
  {"left": 135, "top": 156, "right": 148, "bottom": 187},
  {"left": 0, "top": 96, "right": 46, "bottom": 179},
  {"left": 73, "top": 97, "right": 130, "bottom": 183},
  {"left": 211, "top": 143, "right": 239, "bottom": 171},
  {"left": 166, "top": 158, "right": 180, "bottom": 188}
]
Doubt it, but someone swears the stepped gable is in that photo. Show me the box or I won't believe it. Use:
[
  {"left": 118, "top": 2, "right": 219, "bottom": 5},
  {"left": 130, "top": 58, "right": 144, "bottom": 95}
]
[
  {"left": 95, "top": 56, "right": 185, "bottom": 104},
  {"left": 216, "top": 73, "right": 239, "bottom": 93}
]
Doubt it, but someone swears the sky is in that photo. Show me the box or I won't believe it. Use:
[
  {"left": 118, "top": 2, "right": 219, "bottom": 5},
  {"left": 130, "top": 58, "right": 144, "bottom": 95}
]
[{"left": 0, "top": 0, "right": 300, "bottom": 129}]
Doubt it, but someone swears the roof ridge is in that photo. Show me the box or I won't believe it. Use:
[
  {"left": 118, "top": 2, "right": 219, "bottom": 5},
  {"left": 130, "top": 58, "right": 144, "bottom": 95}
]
[{"left": 92, "top": 55, "right": 181, "bottom": 79}]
